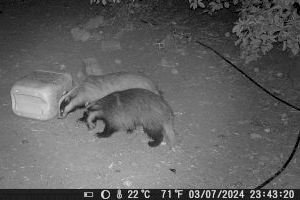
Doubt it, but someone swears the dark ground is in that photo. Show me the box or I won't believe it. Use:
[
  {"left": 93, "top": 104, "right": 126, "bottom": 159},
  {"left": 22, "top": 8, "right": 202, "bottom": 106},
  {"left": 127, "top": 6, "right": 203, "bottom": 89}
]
[{"left": 0, "top": 0, "right": 299, "bottom": 189}]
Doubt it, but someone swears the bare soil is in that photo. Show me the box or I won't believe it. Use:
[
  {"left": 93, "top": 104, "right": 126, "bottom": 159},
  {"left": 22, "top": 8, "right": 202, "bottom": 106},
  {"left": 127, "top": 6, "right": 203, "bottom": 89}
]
[{"left": 0, "top": 0, "right": 299, "bottom": 189}]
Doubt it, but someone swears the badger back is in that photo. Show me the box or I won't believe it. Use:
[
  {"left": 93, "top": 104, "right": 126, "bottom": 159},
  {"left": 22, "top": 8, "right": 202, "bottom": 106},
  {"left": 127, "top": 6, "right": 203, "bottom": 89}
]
[
  {"left": 88, "top": 89, "right": 172, "bottom": 125},
  {"left": 89, "top": 72, "right": 161, "bottom": 99}
]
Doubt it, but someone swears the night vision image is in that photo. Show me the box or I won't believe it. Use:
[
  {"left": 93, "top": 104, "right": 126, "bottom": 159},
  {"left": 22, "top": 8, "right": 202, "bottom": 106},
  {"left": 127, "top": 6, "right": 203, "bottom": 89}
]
[{"left": 0, "top": 0, "right": 299, "bottom": 191}]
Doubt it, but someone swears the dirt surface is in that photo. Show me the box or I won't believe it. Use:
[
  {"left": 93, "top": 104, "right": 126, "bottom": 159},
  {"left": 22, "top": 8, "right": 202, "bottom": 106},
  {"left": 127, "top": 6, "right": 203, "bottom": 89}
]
[{"left": 0, "top": 0, "right": 300, "bottom": 189}]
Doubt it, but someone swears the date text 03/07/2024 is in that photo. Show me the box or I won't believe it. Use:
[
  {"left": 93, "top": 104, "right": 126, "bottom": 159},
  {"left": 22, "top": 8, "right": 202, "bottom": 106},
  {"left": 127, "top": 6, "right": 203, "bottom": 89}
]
[{"left": 1, "top": 189, "right": 298, "bottom": 200}]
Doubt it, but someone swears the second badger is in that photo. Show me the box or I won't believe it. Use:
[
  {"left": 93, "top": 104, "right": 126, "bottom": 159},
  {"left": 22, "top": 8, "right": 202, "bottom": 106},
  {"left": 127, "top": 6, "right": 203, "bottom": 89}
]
[
  {"left": 59, "top": 72, "right": 161, "bottom": 118},
  {"left": 79, "top": 88, "right": 176, "bottom": 148}
]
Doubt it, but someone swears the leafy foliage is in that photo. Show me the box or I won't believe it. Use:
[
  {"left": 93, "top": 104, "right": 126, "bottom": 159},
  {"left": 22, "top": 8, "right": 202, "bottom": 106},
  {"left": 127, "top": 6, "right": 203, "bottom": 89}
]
[
  {"left": 90, "top": 0, "right": 120, "bottom": 6},
  {"left": 184, "top": 0, "right": 300, "bottom": 63},
  {"left": 233, "top": 0, "right": 300, "bottom": 63}
]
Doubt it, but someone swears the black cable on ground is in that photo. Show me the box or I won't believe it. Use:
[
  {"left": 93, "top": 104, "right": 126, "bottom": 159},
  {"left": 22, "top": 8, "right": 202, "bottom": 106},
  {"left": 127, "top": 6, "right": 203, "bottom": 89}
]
[
  {"left": 255, "top": 130, "right": 300, "bottom": 189},
  {"left": 195, "top": 40, "right": 300, "bottom": 189},
  {"left": 195, "top": 40, "right": 300, "bottom": 112}
]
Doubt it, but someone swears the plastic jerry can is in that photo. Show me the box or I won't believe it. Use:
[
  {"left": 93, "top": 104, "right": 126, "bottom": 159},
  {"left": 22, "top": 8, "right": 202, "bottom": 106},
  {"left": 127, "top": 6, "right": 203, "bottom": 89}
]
[{"left": 10, "top": 70, "right": 73, "bottom": 120}]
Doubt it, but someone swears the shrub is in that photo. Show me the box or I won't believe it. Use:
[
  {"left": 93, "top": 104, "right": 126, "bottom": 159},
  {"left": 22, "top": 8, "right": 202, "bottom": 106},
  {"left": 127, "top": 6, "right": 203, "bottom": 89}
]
[{"left": 232, "top": 0, "right": 300, "bottom": 63}]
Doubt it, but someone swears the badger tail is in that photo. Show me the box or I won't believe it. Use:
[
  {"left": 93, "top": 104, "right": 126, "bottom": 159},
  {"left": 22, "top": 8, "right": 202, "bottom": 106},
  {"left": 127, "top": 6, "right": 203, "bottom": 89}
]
[{"left": 163, "top": 121, "right": 176, "bottom": 148}]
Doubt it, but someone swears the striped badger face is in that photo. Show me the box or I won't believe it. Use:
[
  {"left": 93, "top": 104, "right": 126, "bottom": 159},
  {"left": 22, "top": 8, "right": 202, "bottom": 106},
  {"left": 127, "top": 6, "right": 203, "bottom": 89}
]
[
  {"left": 58, "top": 86, "right": 89, "bottom": 118},
  {"left": 78, "top": 88, "right": 176, "bottom": 148},
  {"left": 58, "top": 95, "right": 88, "bottom": 118}
]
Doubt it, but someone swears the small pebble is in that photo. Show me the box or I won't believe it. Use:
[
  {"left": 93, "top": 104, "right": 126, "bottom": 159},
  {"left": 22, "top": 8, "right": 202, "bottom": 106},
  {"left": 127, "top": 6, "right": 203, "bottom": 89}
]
[
  {"left": 264, "top": 128, "right": 271, "bottom": 133},
  {"left": 276, "top": 72, "right": 283, "bottom": 78},
  {"left": 171, "top": 68, "right": 178, "bottom": 74},
  {"left": 114, "top": 59, "right": 122, "bottom": 65},
  {"left": 123, "top": 180, "right": 133, "bottom": 187},
  {"left": 225, "top": 32, "right": 230, "bottom": 37},
  {"left": 250, "top": 133, "right": 262, "bottom": 139}
]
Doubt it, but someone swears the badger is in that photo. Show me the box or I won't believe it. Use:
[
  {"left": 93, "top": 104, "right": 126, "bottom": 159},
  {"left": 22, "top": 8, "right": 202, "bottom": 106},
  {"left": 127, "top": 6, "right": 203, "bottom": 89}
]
[
  {"left": 58, "top": 71, "right": 161, "bottom": 118},
  {"left": 78, "top": 88, "right": 176, "bottom": 148}
]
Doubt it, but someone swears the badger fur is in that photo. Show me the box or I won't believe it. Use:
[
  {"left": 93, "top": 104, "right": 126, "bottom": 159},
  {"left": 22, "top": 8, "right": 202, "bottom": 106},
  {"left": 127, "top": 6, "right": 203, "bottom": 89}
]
[
  {"left": 58, "top": 71, "right": 161, "bottom": 118},
  {"left": 78, "top": 88, "right": 176, "bottom": 148}
]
